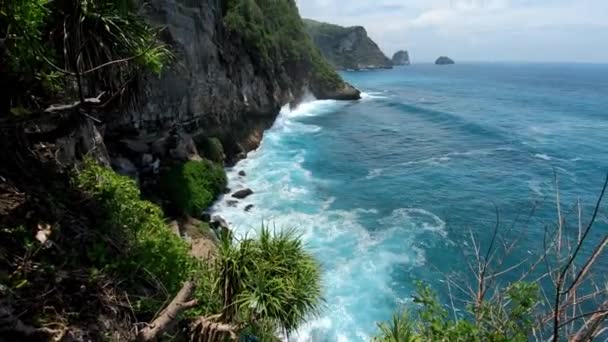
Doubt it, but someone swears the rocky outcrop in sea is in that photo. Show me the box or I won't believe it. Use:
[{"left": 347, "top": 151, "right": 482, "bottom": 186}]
[
  {"left": 435, "top": 56, "right": 455, "bottom": 65},
  {"left": 392, "top": 50, "right": 410, "bottom": 65}
]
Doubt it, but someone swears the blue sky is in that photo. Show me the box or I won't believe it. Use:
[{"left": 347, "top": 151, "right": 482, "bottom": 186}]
[{"left": 296, "top": 0, "right": 608, "bottom": 63}]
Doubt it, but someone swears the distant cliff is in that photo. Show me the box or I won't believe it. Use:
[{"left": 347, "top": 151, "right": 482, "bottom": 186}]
[
  {"left": 435, "top": 56, "right": 455, "bottom": 65},
  {"left": 303, "top": 19, "right": 392, "bottom": 70},
  {"left": 392, "top": 50, "right": 410, "bottom": 65}
]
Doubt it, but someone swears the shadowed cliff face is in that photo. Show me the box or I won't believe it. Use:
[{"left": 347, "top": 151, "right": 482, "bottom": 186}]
[
  {"left": 111, "top": 0, "right": 358, "bottom": 162},
  {"left": 304, "top": 19, "right": 392, "bottom": 70}
]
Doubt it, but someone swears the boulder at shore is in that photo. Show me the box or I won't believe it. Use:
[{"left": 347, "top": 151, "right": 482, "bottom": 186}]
[
  {"left": 232, "top": 188, "right": 254, "bottom": 199},
  {"left": 392, "top": 50, "right": 410, "bottom": 65},
  {"left": 435, "top": 56, "right": 455, "bottom": 65}
]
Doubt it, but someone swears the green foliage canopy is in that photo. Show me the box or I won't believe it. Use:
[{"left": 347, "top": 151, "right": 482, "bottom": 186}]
[{"left": 223, "top": 0, "right": 344, "bottom": 91}]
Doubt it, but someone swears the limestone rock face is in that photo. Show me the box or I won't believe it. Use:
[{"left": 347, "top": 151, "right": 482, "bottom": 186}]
[
  {"left": 304, "top": 19, "right": 392, "bottom": 70},
  {"left": 105, "top": 0, "right": 360, "bottom": 165},
  {"left": 392, "top": 50, "right": 410, "bottom": 65},
  {"left": 435, "top": 56, "right": 455, "bottom": 65}
]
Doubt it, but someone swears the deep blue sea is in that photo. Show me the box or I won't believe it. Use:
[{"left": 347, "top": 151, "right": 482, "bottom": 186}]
[{"left": 212, "top": 63, "right": 608, "bottom": 341}]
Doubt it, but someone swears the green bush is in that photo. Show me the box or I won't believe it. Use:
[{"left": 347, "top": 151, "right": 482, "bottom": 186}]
[
  {"left": 373, "top": 281, "right": 540, "bottom": 342},
  {"left": 75, "top": 159, "right": 196, "bottom": 296},
  {"left": 216, "top": 227, "right": 323, "bottom": 334},
  {"left": 161, "top": 160, "right": 227, "bottom": 217},
  {"left": 198, "top": 137, "right": 225, "bottom": 164}
]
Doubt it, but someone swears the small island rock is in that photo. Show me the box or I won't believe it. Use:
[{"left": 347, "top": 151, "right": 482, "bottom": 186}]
[
  {"left": 435, "top": 56, "right": 455, "bottom": 65},
  {"left": 392, "top": 50, "right": 410, "bottom": 65}
]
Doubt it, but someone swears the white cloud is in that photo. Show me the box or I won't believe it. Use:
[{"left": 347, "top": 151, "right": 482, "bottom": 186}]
[{"left": 297, "top": 0, "right": 608, "bottom": 62}]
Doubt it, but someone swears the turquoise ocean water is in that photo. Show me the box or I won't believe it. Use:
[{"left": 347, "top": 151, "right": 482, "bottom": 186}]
[{"left": 212, "top": 63, "right": 608, "bottom": 341}]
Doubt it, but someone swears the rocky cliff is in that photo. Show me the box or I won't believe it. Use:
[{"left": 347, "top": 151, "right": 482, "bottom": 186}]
[
  {"left": 110, "top": 0, "right": 359, "bottom": 163},
  {"left": 304, "top": 19, "right": 392, "bottom": 70},
  {"left": 0, "top": 1, "right": 360, "bottom": 339},
  {"left": 392, "top": 50, "right": 410, "bottom": 65}
]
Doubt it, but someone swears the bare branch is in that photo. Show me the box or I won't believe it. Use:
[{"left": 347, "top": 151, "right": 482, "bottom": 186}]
[
  {"left": 564, "top": 236, "right": 608, "bottom": 296},
  {"left": 570, "top": 299, "right": 608, "bottom": 342},
  {"left": 137, "top": 281, "right": 198, "bottom": 341},
  {"left": 560, "top": 174, "right": 608, "bottom": 281}
]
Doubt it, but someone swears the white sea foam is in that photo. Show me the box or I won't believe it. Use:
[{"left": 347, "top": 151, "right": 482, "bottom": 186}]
[
  {"left": 527, "top": 179, "right": 545, "bottom": 197},
  {"left": 365, "top": 168, "right": 384, "bottom": 179},
  {"left": 360, "top": 91, "right": 388, "bottom": 100},
  {"left": 379, "top": 208, "right": 447, "bottom": 238},
  {"left": 211, "top": 98, "right": 445, "bottom": 341},
  {"left": 534, "top": 153, "right": 552, "bottom": 161}
]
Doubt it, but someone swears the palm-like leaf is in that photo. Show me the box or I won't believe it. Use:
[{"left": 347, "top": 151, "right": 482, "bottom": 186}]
[
  {"left": 215, "top": 226, "right": 323, "bottom": 336},
  {"left": 373, "top": 311, "right": 422, "bottom": 342}
]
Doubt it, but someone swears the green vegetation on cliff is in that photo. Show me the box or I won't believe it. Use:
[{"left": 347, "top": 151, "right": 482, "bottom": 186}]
[
  {"left": 161, "top": 160, "right": 227, "bottom": 217},
  {"left": 1, "top": 0, "right": 170, "bottom": 111},
  {"left": 75, "top": 159, "right": 201, "bottom": 298},
  {"left": 223, "top": 0, "right": 344, "bottom": 93},
  {"left": 75, "top": 160, "right": 322, "bottom": 339}
]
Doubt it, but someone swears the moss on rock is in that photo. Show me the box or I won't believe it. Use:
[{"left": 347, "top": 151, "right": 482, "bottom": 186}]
[
  {"left": 197, "top": 137, "right": 225, "bottom": 164},
  {"left": 161, "top": 160, "right": 227, "bottom": 217}
]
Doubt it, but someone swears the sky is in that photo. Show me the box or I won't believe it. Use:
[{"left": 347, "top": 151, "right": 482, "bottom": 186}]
[{"left": 296, "top": 0, "right": 608, "bottom": 63}]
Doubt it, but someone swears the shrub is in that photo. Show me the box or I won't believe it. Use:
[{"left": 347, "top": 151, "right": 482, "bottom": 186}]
[
  {"left": 161, "top": 160, "right": 227, "bottom": 217},
  {"left": 216, "top": 227, "right": 323, "bottom": 334},
  {"left": 75, "top": 159, "right": 196, "bottom": 296},
  {"left": 372, "top": 281, "right": 540, "bottom": 342}
]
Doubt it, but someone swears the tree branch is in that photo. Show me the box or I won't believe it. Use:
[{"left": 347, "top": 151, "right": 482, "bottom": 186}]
[{"left": 137, "top": 281, "right": 198, "bottom": 341}]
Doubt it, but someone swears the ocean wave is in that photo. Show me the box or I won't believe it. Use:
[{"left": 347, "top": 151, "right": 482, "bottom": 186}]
[
  {"left": 211, "top": 95, "right": 446, "bottom": 341},
  {"left": 534, "top": 153, "right": 552, "bottom": 161},
  {"left": 527, "top": 179, "right": 546, "bottom": 197},
  {"left": 365, "top": 168, "right": 384, "bottom": 179},
  {"left": 379, "top": 208, "right": 447, "bottom": 238},
  {"left": 281, "top": 98, "right": 341, "bottom": 119},
  {"left": 397, "top": 147, "right": 521, "bottom": 168},
  {"left": 360, "top": 91, "right": 388, "bottom": 100}
]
